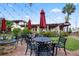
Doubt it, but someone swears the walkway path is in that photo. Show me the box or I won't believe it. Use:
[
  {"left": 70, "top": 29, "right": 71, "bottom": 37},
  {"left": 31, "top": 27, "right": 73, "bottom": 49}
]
[{"left": 69, "top": 35, "right": 79, "bottom": 40}]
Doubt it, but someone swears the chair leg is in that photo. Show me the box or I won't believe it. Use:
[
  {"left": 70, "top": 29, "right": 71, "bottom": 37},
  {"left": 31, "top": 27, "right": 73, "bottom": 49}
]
[
  {"left": 15, "top": 44, "right": 17, "bottom": 49},
  {"left": 30, "top": 45, "right": 33, "bottom": 56},
  {"left": 36, "top": 45, "right": 39, "bottom": 56},
  {"left": 35, "top": 49, "right": 38, "bottom": 56},
  {"left": 59, "top": 48, "right": 61, "bottom": 51},
  {"left": 47, "top": 47, "right": 49, "bottom": 56},
  {"left": 30, "top": 49, "right": 32, "bottom": 56},
  {"left": 21, "top": 39, "right": 23, "bottom": 45},
  {"left": 55, "top": 47, "right": 58, "bottom": 56},
  {"left": 25, "top": 44, "right": 28, "bottom": 55},
  {"left": 15, "top": 41, "right": 19, "bottom": 48},
  {"left": 64, "top": 47, "right": 67, "bottom": 55},
  {"left": 52, "top": 45, "right": 55, "bottom": 56},
  {"left": 16, "top": 41, "right": 18, "bottom": 44}
]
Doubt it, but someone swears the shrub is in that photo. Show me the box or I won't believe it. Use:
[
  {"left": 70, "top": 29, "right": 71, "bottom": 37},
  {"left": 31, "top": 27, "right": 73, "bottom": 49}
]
[
  {"left": 39, "top": 31, "right": 59, "bottom": 37},
  {"left": 46, "top": 31, "right": 59, "bottom": 37},
  {"left": 39, "top": 31, "right": 45, "bottom": 36},
  {"left": 5, "top": 34, "right": 13, "bottom": 40},
  {"left": 60, "top": 31, "right": 69, "bottom": 37},
  {"left": 38, "top": 30, "right": 69, "bottom": 37},
  {"left": 21, "top": 28, "right": 32, "bottom": 37},
  {"left": 0, "top": 33, "right": 13, "bottom": 40},
  {"left": 12, "top": 28, "right": 21, "bottom": 37}
]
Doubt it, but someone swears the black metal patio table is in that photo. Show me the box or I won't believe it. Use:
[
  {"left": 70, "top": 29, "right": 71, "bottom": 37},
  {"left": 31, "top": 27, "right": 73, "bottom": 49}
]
[
  {"left": 33, "top": 37, "right": 54, "bottom": 56},
  {"left": 33, "top": 37, "right": 51, "bottom": 43}
]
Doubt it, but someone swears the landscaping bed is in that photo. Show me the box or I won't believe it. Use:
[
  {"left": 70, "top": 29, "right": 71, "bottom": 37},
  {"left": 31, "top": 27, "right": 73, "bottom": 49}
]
[
  {"left": 0, "top": 44, "right": 16, "bottom": 55},
  {"left": 0, "top": 34, "right": 17, "bottom": 55}
]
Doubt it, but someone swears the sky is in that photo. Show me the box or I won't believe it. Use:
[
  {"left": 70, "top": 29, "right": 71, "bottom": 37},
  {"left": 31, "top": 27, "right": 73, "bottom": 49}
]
[{"left": 0, "top": 3, "right": 79, "bottom": 28}]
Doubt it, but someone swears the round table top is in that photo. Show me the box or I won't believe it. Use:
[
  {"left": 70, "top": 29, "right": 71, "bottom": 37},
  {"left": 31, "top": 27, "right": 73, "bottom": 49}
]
[
  {"left": 33, "top": 37, "right": 51, "bottom": 43},
  {"left": 0, "top": 39, "right": 16, "bottom": 44}
]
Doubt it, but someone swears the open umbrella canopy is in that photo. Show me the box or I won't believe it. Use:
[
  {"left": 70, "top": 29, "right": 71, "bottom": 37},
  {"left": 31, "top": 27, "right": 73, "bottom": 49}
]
[
  {"left": 40, "top": 9, "right": 46, "bottom": 29},
  {"left": 1, "top": 18, "right": 6, "bottom": 31},
  {"left": 27, "top": 19, "right": 32, "bottom": 30}
]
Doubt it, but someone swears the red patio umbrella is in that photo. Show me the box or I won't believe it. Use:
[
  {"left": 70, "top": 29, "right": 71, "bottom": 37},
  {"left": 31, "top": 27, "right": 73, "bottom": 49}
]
[
  {"left": 1, "top": 18, "right": 6, "bottom": 31},
  {"left": 40, "top": 9, "right": 46, "bottom": 29},
  {"left": 27, "top": 19, "right": 32, "bottom": 30}
]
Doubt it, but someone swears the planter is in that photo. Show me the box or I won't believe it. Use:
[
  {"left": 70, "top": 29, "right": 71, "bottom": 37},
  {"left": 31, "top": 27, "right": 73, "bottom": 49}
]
[{"left": 0, "top": 39, "right": 17, "bottom": 55}]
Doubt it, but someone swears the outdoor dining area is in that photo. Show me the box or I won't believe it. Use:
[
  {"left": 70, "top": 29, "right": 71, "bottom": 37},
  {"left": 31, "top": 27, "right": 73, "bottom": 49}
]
[{"left": 0, "top": 9, "right": 68, "bottom": 56}]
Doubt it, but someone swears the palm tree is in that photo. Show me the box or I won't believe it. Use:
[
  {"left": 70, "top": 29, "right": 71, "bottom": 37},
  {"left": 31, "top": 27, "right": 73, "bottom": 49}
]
[
  {"left": 62, "top": 3, "right": 76, "bottom": 32},
  {"left": 29, "top": 3, "right": 32, "bottom": 7}
]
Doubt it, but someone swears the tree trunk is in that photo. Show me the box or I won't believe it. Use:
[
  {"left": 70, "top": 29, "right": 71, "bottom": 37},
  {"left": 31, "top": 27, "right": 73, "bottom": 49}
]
[
  {"left": 67, "top": 26, "right": 68, "bottom": 32},
  {"left": 66, "top": 14, "right": 69, "bottom": 32},
  {"left": 66, "top": 14, "right": 69, "bottom": 22}
]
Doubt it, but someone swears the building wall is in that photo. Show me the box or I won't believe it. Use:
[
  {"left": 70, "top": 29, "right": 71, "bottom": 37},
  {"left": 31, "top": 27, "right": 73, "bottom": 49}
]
[
  {"left": 12, "top": 21, "right": 69, "bottom": 32},
  {"left": 31, "top": 25, "right": 61, "bottom": 32}
]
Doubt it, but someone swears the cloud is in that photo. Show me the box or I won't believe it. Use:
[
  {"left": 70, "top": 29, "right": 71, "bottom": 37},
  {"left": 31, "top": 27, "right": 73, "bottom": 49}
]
[
  {"left": 51, "top": 8, "right": 62, "bottom": 13},
  {"left": 21, "top": 15, "right": 30, "bottom": 21},
  {"left": 56, "top": 16, "right": 63, "bottom": 20},
  {"left": 25, "top": 15, "right": 30, "bottom": 19},
  {"left": 32, "top": 21, "right": 39, "bottom": 24},
  {"left": 54, "top": 16, "right": 64, "bottom": 23}
]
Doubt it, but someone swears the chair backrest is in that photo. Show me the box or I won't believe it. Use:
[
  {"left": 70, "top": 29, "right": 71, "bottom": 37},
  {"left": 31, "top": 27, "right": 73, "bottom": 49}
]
[
  {"left": 58, "top": 37, "right": 67, "bottom": 47},
  {"left": 24, "top": 35, "right": 33, "bottom": 44},
  {"left": 25, "top": 35, "right": 29, "bottom": 41},
  {"left": 25, "top": 35, "right": 37, "bottom": 50}
]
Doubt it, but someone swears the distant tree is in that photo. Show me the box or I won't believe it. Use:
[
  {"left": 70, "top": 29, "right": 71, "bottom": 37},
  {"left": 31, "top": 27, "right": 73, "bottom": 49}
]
[
  {"left": 6, "top": 20, "right": 13, "bottom": 32},
  {"left": 6, "top": 20, "right": 13, "bottom": 27}
]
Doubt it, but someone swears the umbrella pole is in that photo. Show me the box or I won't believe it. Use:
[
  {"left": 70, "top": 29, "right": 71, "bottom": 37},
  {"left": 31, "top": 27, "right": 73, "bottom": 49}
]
[{"left": 2, "top": 31, "right": 6, "bottom": 40}]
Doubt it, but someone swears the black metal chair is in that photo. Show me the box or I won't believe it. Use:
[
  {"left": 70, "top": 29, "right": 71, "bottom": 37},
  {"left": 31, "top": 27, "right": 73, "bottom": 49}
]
[
  {"left": 25, "top": 35, "right": 38, "bottom": 56},
  {"left": 15, "top": 35, "right": 20, "bottom": 44},
  {"left": 20, "top": 34, "right": 26, "bottom": 45},
  {"left": 14, "top": 34, "right": 25, "bottom": 45},
  {"left": 55, "top": 37, "right": 67, "bottom": 55}
]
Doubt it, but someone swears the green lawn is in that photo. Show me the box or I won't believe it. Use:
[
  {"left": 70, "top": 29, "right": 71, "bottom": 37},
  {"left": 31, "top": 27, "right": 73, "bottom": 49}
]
[{"left": 50, "top": 36, "right": 79, "bottom": 51}]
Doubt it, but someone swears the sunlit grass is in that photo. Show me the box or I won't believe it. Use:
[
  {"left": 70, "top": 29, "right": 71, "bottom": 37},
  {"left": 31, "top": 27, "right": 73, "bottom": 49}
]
[
  {"left": 50, "top": 36, "right": 79, "bottom": 51},
  {"left": 66, "top": 36, "right": 79, "bottom": 51}
]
